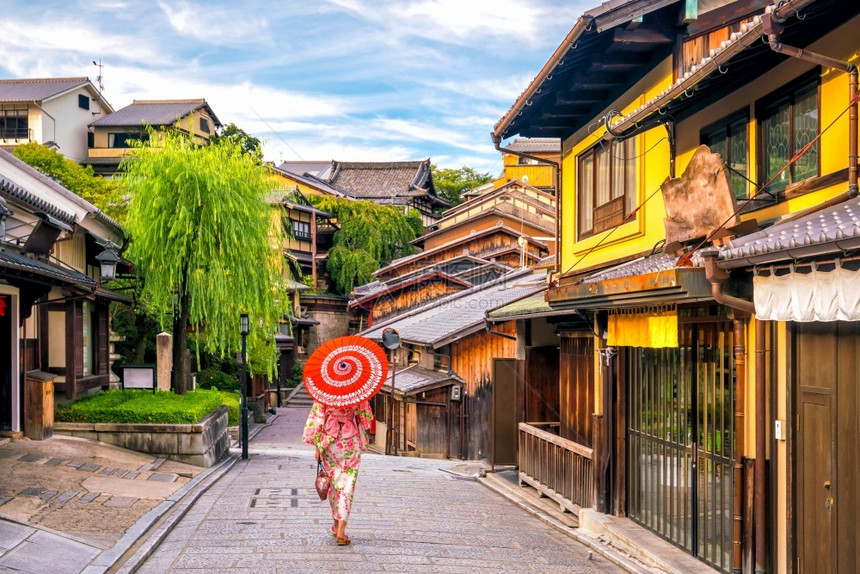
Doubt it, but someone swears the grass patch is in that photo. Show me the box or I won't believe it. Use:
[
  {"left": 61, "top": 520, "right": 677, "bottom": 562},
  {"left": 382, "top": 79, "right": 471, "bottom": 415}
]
[{"left": 55, "top": 389, "right": 233, "bottom": 425}]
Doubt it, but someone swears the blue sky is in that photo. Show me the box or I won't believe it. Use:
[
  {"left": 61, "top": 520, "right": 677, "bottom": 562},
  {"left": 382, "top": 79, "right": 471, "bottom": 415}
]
[{"left": 2, "top": 1, "right": 593, "bottom": 175}]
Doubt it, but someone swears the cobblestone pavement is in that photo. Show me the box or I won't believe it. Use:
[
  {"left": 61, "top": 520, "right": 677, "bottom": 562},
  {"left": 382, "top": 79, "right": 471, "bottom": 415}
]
[{"left": 132, "top": 407, "right": 623, "bottom": 574}]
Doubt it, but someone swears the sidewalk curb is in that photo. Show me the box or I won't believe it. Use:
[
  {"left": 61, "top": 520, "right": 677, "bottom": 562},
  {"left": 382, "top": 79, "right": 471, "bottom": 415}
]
[
  {"left": 109, "top": 414, "right": 276, "bottom": 574},
  {"left": 477, "top": 475, "right": 650, "bottom": 574},
  {"left": 104, "top": 453, "right": 240, "bottom": 574}
]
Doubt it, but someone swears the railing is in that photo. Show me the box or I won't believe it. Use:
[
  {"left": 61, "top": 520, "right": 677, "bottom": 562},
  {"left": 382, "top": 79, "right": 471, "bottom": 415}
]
[{"left": 518, "top": 422, "right": 593, "bottom": 513}]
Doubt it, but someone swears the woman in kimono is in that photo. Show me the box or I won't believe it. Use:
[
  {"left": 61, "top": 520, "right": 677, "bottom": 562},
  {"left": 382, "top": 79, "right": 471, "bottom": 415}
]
[{"left": 303, "top": 399, "right": 373, "bottom": 546}]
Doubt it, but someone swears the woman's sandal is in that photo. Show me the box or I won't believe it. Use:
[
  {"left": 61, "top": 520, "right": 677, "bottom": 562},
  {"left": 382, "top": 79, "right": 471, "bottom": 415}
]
[
  {"left": 330, "top": 526, "right": 337, "bottom": 537},
  {"left": 336, "top": 535, "right": 351, "bottom": 546}
]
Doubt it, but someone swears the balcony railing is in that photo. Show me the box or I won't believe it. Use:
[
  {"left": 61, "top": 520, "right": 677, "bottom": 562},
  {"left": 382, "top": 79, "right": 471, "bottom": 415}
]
[{"left": 518, "top": 422, "right": 593, "bottom": 513}]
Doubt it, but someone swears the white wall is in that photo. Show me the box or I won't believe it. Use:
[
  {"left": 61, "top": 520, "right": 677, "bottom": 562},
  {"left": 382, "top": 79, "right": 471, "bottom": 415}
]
[{"left": 42, "top": 88, "right": 98, "bottom": 162}]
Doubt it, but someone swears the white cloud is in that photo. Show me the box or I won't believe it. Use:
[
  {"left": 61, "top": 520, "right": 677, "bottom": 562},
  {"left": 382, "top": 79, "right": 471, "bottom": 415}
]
[{"left": 157, "top": 0, "right": 270, "bottom": 46}]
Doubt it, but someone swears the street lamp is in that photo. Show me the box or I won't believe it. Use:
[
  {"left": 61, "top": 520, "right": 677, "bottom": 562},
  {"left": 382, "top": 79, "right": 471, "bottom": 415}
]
[
  {"left": 381, "top": 328, "right": 400, "bottom": 455},
  {"left": 96, "top": 241, "right": 121, "bottom": 281},
  {"left": 239, "top": 313, "right": 250, "bottom": 460}
]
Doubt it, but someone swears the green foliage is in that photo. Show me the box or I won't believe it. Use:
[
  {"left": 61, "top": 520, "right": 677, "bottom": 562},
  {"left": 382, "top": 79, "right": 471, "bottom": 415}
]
[
  {"left": 286, "top": 361, "right": 304, "bottom": 388},
  {"left": 210, "top": 123, "right": 263, "bottom": 162},
  {"left": 54, "top": 389, "right": 225, "bottom": 424},
  {"left": 219, "top": 391, "right": 240, "bottom": 426},
  {"left": 309, "top": 197, "right": 423, "bottom": 294},
  {"left": 120, "top": 131, "right": 289, "bottom": 381},
  {"left": 13, "top": 142, "right": 126, "bottom": 222},
  {"left": 431, "top": 164, "right": 492, "bottom": 206},
  {"left": 197, "top": 368, "right": 240, "bottom": 392}
]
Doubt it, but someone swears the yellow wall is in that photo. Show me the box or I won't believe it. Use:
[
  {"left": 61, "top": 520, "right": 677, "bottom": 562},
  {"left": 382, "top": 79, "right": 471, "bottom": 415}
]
[
  {"left": 559, "top": 58, "right": 673, "bottom": 276},
  {"left": 493, "top": 151, "right": 558, "bottom": 189}
]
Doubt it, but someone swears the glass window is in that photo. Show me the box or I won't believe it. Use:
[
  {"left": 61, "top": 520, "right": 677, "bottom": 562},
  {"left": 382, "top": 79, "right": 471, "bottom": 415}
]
[
  {"left": 0, "top": 108, "right": 28, "bottom": 140},
  {"left": 108, "top": 132, "right": 149, "bottom": 148},
  {"left": 289, "top": 219, "right": 311, "bottom": 241},
  {"left": 78, "top": 94, "right": 90, "bottom": 110},
  {"left": 702, "top": 112, "right": 749, "bottom": 199},
  {"left": 578, "top": 137, "right": 637, "bottom": 237},
  {"left": 760, "top": 80, "right": 819, "bottom": 192},
  {"left": 200, "top": 117, "right": 211, "bottom": 134}
]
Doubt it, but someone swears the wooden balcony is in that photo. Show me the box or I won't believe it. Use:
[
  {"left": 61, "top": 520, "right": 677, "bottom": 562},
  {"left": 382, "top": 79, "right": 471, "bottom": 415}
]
[{"left": 518, "top": 422, "right": 593, "bottom": 514}]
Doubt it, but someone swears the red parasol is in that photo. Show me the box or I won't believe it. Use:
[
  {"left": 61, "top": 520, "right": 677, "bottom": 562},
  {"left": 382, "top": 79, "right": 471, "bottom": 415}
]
[{"left": 303, "top": 335, "right": 389, "bottom": 408}]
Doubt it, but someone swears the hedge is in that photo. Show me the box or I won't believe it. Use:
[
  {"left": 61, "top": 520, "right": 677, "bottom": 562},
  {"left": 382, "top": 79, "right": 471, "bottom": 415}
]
[{"left": 55, "top": 389, "right": 237, "bottom": 425}]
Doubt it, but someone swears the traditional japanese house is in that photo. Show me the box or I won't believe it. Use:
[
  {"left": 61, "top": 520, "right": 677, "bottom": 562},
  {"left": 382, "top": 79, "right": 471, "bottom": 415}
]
[
  {"left": 492, "top": 0, "right": 860, "bottom": 571},
  {"left": 361, "top": 269, "right": 543, "bottom": 460},
  {"left": 86, "top": 99, "right": 221, "bottom": 176},
  {"left": 492, "top": 137, "right": 561, "bottom": 193},
  {"left": 0, "top": 148, "right": 127, "bottom": 436},
  {"left": 412, "top": 180, "right": 557, "bottom": 255}
]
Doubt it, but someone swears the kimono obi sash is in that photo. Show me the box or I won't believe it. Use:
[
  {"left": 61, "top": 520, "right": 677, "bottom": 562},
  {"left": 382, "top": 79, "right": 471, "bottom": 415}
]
[{"left": 324, "top": 412, "right": 359, "bottom": 439}]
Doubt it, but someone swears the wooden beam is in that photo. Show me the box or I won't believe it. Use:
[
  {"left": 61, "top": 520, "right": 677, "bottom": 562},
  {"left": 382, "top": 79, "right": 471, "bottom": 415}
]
[{"left": 612, "top": 27, "right": 672, "bottom": 45}]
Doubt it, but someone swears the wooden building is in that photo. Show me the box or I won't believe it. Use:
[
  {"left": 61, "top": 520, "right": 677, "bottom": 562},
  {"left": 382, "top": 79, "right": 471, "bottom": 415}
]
[
  {"left": 0, "top": 148, "right": 127, "bottom": 436},
  {"left": 361, "top": 269, "right": 542, "bottom": 460},
  {"left": 492, "top": 0, "right": 860, "bottom": 571}
]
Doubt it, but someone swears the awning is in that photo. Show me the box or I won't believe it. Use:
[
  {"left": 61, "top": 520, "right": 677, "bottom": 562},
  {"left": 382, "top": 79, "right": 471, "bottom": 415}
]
[
  {"left": 0, "top": 246, "right": 95, "bottom": 292},
  {"left": 382, "top": 364, "right": 464, "bottom": 396},
  {"left": 486, "top": 290, "right": 568, "bottom": 322}
]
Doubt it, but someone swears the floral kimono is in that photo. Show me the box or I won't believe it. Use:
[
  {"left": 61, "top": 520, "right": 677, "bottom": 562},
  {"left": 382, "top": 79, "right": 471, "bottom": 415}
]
[{"left": 303, "top": 400, "right": 373, "bottom": 521}]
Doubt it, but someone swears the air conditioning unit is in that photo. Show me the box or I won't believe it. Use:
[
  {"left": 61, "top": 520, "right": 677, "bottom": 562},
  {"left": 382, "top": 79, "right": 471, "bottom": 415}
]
[{"left": 450, "top": 385, "right": 462, "bottom": 402}]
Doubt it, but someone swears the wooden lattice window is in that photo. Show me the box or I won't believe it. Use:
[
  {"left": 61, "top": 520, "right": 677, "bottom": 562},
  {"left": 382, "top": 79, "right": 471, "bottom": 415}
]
[{"left": 578, "top": 137, "right": 637, "bottom": 238}]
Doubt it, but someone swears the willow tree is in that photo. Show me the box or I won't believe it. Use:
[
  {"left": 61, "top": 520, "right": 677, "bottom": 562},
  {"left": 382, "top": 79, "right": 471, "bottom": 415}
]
[
  {"left": 310, "top": 196, "right": 423, "bottom": 294},
  {"left": 121, "top": 132, "right": 287, "bottom": 393}
]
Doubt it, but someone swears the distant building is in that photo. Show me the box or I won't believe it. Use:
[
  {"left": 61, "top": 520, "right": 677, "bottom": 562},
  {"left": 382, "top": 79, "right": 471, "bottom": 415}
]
[
  {"left": 86, "top": 99, "right": 221, "bottom": 176},
  {"left": 0, "top": 77, "right": 112, "bottom": 163}
]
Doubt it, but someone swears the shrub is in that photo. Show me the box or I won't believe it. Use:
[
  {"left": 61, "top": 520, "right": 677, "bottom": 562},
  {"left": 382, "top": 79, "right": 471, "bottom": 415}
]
[
  {"left": 197, "top": 368, "right": 240, "bottom": 392},
  {"left": 286, "top": 361, "right": 304, "bottom": 388},
  {"left": 219, "top": 391, "right": 240, "bottom": 426},
  {"left": 55, "top": 389, "right": 227, "bottom": 425}
]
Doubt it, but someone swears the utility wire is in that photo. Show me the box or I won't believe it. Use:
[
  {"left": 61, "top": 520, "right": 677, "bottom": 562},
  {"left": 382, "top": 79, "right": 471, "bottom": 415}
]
[{"left": 248, "top": 105, "right": 304, "bottom": 162}]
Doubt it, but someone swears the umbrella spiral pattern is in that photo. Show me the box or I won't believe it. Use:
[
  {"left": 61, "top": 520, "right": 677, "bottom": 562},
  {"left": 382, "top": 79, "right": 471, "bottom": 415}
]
[{"left": 303, "top": 335, "right": 389, "bottom": 407}]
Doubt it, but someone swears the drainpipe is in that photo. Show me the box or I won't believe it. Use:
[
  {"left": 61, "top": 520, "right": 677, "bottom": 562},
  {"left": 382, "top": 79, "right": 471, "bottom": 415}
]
[
  {"left": 701, "top": 247, "right": 758, "bottom": 571},
  {"left": 754, "top": 316, "right": 767, "bottom": 574},
  {"left": 732, "top": 318, "right": 746, "bottom": 574},
  {"left": 763, "top": 7, "right": 858, "bottom": 194},
  {"left": 700, "top": 248, "right": 755, "bottom": 315}
]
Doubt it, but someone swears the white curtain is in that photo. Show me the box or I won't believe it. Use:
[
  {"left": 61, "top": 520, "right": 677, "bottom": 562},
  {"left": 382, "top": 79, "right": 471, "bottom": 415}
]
[{"left": 753, "top": 263, "right": 860, "bottom": 321}]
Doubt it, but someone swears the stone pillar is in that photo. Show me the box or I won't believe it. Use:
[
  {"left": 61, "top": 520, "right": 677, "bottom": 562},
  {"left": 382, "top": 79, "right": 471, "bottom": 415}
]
[
  {"left": 156, "top": 332, "right": 172, "bottom": 391},
  {"left": 108, "top": 330, "right": 124, "bottom": 389}
]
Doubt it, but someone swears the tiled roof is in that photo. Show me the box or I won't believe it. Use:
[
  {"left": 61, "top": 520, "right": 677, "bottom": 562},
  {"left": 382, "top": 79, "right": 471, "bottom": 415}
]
[
  {"left": 0, "top": 174, "right": 76, "bottom": 225},
  {"left": 91, "top": 99, "right": 221, "bottom": 128},
  {"left": 383, "top": 365, "right": 464, "bottom": 395},
  {"left": 504, "top": 138, "right": 561, "bottom": 154},
  {"left": 487, "top": 290, "right": 553, "bottom": 321},
  {"left": 326, "top": 160, "right": 448, "bottom": 206},
  {"left": 0, "top": 77, "right": 89, "bottom": 102},
  {"left": 578, "top": 254, "right": 680, "bottom": 284},
  {"left": 376, "top": 222, "right": 549, "bottom": 276},
  {"left": 718, "top": 195, "right": 860, "bottom": 268},
  {"left": 361, "top": 269, "right": 543, "bottom": 347},
  {"left": 277, "top": 161, "right": 332, "bottom": 177},
  {"left": 0, "top": 246, "right": 95, "bottom": 291},
  {"left": 349, "top": 270, "right": 470, "bottom": 307},
  {"left": 271, "top": 166, "right": 343, "bottom": 196},
  {"left": 0, "top": 149, "right": 123, "bottom": 233}
]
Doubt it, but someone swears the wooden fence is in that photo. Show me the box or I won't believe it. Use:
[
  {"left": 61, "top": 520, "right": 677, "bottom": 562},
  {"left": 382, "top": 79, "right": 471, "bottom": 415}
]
[{"left": 518, "top": 422, "right": 593, "bottom": 513}]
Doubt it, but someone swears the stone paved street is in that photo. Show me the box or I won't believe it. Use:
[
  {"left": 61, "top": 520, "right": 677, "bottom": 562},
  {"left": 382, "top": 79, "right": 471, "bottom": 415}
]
[{"left": 132, "top": 406, "right": 623, "bottom": 573}]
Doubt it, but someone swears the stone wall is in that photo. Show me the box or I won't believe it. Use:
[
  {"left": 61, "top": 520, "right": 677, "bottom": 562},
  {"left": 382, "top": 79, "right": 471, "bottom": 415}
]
[{"left": 54, "top": 405, "right": 229, "bottom": 467}]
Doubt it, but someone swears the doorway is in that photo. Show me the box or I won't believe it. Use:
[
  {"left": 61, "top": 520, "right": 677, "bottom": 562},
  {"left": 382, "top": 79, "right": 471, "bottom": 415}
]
[
  {"left": 795, "top": 321, "right": 859, "bottom": 573},
  {"left": 0, "top": 294, "right": 13, "bottom": 431},
  {"left": 626, "top": 318, "right": 734, "bottom": 573}
]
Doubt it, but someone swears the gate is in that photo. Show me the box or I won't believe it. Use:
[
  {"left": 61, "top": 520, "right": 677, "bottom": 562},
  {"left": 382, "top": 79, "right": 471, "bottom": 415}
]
[{"left": 626, "top": 318, "right": 734, "bottom": 573}]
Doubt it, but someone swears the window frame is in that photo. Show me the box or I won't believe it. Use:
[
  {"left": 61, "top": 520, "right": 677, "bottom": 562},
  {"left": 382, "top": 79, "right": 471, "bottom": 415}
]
[
  {"left": 700, "top": 108, "right": 750, "bottom": 200},
  {"left": 107, "top": 131, "right": 149, "bottom": 148},
  {"left": 755, "top": 70, "right": 821, "bottom": 194},
  {"left": 289, "top": 219, "right": 311, "bottom": 241},
  {"left": 577, "top": 137, "right": 637, "bottom": 239}
]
